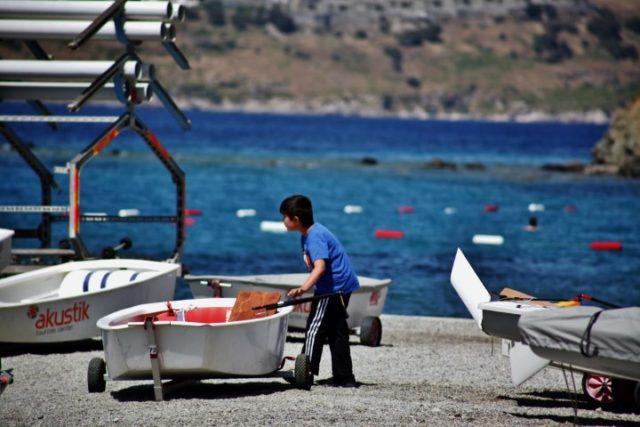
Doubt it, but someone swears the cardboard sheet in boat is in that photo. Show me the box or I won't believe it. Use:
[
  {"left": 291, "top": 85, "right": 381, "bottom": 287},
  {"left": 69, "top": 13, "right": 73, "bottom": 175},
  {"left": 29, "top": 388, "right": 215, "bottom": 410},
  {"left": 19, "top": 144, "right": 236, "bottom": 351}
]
[{"left": 518, "top": 306, "right": 640, "bottom": 379}]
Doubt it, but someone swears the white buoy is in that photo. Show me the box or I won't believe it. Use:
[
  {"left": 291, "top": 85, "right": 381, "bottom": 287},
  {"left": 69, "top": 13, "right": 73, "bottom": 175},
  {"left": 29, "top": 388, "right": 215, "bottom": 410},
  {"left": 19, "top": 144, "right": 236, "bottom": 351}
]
[
  {"left": 528, "top": 203, "right": 545, "bottom": 212},
  {"left": 260, "top": 221, "right": 287, "bottom": 234},
  {"left": 236, "top": 209, "right": 256, "bottom": 218},
  {"left": 444, "top": 207, "right": 457, "bottom": 215},
  {"left": 118, "top": 208, "right": 140, "bottom": 217},
  {"left": 343, "top": 205, "right": 363, "bottom": 214},
  {"left": 472, "top": 234, "right": 504, "bottom": 246}
]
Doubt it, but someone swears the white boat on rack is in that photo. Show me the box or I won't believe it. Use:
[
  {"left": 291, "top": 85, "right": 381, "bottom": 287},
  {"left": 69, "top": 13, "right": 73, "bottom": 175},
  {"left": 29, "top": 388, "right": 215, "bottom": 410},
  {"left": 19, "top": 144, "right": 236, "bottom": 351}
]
[
  {"left": 90, "top": 293, "right": 309, "bottom": 401},
  {"left": 0, "top": 259, "right": 180, "bottom": 343},
  {"left": 185, "top": 273, "right": 391, "bottom": 346},
  {"left": 0, "top": 228, "right": 14, "bottom": 273}
]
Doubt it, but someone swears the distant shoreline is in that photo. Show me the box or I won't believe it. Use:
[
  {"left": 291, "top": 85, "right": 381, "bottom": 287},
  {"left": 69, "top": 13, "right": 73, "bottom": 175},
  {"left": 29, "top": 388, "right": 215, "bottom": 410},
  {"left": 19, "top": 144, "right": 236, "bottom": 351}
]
[
  {"left": 0, "top": 100, "right": 609, "bottom": 125},
  {"left": 173, "top": 96, "right": 611, "bottom": 125}
]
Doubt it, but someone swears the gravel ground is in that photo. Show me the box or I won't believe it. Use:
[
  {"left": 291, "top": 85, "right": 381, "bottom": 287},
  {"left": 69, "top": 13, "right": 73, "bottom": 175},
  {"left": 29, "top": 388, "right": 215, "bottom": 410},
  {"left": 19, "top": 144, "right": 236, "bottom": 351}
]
[{"left": 2, "top": 314, "right": 639, "bottom": 426}]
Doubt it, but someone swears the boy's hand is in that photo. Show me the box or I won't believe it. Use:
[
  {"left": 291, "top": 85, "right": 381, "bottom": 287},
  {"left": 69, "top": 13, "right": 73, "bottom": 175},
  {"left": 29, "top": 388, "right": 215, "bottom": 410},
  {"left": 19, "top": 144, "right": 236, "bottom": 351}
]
[{"left": 288, "top": 287, "right": 304, "bottom": 298}]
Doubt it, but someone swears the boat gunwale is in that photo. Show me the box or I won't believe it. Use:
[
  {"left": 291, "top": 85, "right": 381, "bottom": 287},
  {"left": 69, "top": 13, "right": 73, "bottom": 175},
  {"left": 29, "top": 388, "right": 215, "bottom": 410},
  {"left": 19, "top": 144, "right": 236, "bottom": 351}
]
[
  {"left": 98, "top": 298, "right": 293, "bottom": 331},
  {"left": 0, "top": 259, "right": 180, "bottom": 307},
  {"left": 185, "top": 274, "right": 392, "bottom": 292}
]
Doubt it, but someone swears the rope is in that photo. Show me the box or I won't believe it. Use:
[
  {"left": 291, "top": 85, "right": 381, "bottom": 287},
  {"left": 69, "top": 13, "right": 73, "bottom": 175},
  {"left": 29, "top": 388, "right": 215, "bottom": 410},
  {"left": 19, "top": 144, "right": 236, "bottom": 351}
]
[
  {"left": 0, "top": 115, "right": 119, "bottom": 123},
  {"left": 580, "top": 310, "right": 604, "bottom": 357},
  {"left": 561, "top": 365, "right": 579, "bottom": 424}
]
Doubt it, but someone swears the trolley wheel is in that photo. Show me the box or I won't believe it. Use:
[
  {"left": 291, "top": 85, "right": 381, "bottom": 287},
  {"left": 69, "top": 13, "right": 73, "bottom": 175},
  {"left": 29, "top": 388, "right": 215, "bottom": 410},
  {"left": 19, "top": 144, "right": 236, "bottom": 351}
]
[
  {"left": 294, "top": 354, "right": 313, "bottom": 390},
  {"left": 360, "top": 316, "right": 382, "bottom": 347},
  {"left": 88, "top": 357, "right": 106, "bottom": 393},
  {"left": 582, "top": 373, "right": 615, "bottom": 406}
]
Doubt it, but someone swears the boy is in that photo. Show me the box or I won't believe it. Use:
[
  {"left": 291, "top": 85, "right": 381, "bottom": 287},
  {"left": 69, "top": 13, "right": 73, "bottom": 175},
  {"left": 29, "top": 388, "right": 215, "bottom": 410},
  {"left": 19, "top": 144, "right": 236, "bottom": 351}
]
[{"left": 280, "top": 194, "right": 360, "bottom": 387}]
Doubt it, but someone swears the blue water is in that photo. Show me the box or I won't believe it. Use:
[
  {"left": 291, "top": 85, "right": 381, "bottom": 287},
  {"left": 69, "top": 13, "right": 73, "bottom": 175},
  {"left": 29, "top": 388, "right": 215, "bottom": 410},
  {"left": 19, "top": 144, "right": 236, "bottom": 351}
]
[{"left": 2, "top": 103, "right": 639, "bottom": 318}]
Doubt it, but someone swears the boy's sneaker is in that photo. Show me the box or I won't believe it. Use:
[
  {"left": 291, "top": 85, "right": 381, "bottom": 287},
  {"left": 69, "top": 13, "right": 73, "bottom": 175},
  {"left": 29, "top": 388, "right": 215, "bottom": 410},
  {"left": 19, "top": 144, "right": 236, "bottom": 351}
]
[
  {"left": 316, "top": 377, "right": 336, "bottom": 386},
  {"left": 333, "top": 375, "right": 359, "bottom": 388},
  {"left": 337, "top": 380, "right": 359, "bottom": 388}
]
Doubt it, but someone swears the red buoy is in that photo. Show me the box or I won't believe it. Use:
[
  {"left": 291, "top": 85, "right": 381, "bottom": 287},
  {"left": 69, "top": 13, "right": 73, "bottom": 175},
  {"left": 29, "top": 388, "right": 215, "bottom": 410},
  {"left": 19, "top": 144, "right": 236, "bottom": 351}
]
[
  {"left": 564, "top": 205, "right": 577, "bottom": 213},
  {"left": 185, "top": 217, "right": 196, "bottom": 227},
  {"left": 590, "top": 241, "right": 622, "bottom": 251},
  {"left": 484, "top": 204, "right": 499, "bottom": 213},
  {"left": 185, "top": 208, "right": 202, "bottom": 216},
  {"left": 397, "top": 206, "right": 414, "bottom": 214},
  {"left": 375, "top": 229, "right": 404, "bottom": 239}
]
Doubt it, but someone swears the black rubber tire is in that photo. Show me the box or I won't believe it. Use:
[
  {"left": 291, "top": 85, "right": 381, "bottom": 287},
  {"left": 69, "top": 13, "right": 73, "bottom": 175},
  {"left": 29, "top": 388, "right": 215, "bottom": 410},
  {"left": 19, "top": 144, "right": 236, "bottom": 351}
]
[
  {"left": 87, "top": 357, "right": 106, "bottom": 393},
  {"left": 294, "top": 354, "right": 313, "bottom": 390},
  {"left": 360, "top": 316, "right": 382, "bottom": 347}
]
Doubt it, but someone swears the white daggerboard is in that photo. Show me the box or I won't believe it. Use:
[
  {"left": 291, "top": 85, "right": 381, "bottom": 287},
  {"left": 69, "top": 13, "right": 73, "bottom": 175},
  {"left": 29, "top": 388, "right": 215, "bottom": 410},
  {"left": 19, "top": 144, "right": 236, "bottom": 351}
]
[
  {"left": 509, "top": 342, "right": 550, "bottom": 386},
  {"left": 450, "top": 248, "right": 491, "bottom": 327}
]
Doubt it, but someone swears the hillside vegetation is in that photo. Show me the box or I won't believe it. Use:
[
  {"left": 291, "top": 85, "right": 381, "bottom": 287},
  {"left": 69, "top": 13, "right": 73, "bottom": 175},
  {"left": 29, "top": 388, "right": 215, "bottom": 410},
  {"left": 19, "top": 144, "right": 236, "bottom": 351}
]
[{"left": 2, "top": 0, "right": 640, "bottom": 119}]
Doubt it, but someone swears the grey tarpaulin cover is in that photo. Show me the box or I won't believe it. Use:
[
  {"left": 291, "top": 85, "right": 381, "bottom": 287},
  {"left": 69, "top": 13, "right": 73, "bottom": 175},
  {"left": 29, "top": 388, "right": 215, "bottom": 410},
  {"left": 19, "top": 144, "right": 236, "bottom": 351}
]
[{"left": 518, "top": 306, "right": 640, "bottom": 364}]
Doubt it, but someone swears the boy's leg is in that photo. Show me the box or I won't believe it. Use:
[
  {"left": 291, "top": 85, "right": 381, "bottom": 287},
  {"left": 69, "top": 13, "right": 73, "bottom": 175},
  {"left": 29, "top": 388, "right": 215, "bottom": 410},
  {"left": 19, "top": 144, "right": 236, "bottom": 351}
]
[
  {"left": 327, "top": 293, "right": 355, "bottom": 383},
  {"left": 302, "top": 296, "right": 331, "bottom": 375}
]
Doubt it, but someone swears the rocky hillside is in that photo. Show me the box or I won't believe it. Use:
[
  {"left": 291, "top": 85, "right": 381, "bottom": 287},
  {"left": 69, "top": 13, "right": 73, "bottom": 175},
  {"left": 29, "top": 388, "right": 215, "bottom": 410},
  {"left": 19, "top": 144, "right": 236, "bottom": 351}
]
[
  {"left": 1, "top": 0, "right": 639, "bottom": 121},
  {"left": 592, "top": 95, "right": 640, "bottom": 177}
]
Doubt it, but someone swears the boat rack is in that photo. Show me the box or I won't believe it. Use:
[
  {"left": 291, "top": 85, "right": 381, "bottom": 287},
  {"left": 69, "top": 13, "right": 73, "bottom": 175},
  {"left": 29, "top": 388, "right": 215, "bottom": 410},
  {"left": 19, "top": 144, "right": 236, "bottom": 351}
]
[{"left": 0, "top": 1, "right": 191, "bottom": 267}]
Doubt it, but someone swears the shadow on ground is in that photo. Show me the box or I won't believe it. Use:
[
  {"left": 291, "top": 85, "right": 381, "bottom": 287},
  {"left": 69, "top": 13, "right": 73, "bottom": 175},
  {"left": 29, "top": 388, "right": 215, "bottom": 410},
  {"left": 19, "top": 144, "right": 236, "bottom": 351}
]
[
  {"left": 110, "top": 380, "right": 293, "bottom": 402},
  {"left": 499, "top": 389, "right": 639, "bottom": 422},
  {"left": 508, "top": 412, "right": 640, "bottom": 426},
  {"left": 0, "top": 339, "right": 102, "bottom": 357}
]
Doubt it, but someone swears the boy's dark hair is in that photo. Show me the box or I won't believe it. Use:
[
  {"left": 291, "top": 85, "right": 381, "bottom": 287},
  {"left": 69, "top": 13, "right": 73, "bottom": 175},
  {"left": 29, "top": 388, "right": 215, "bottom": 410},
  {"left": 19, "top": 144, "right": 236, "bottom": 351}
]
[{"left": 280, "top": 195, "right": 314, "bottom": 227}]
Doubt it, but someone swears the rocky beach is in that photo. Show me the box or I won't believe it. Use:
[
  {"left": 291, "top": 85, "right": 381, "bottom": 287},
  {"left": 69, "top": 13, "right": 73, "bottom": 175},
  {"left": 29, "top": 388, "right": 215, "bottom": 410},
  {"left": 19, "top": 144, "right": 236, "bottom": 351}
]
[{"left": 2, "top": 315, "right": 639, "bottom": 425}]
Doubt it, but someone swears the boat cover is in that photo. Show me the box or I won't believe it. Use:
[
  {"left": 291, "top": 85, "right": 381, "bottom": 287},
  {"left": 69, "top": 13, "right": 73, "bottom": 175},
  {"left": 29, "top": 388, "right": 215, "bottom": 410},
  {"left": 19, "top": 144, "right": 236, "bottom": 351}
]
[{"left": 518, "top": 306, "right": 640, "bottom": 364}]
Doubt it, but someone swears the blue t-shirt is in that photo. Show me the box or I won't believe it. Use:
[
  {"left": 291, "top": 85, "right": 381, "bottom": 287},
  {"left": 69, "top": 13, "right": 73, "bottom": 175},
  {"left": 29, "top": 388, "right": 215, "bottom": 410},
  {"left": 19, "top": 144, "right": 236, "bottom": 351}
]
[{"left": 301, "top": 223, "right": 360, "bottom": 294}]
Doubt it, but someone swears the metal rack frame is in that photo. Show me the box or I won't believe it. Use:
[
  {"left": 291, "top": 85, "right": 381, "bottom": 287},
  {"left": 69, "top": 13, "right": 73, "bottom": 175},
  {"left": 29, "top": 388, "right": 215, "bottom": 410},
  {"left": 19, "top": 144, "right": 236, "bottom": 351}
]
[{"left": 1, "top": 1, "right": 191, "bottom": 264}]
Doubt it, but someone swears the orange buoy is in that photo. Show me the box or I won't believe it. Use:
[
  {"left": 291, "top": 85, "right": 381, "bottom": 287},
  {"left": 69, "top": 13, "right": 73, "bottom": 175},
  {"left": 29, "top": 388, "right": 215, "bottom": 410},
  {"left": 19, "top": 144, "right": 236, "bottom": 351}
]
[
  {"left": 375, "top": 229, "right": 404, "bottom": 239},
  {"left": 590, "top": 241, "right": 622, "bottom": 251},
  {"left": 484, "top": 204, "right": 499, "bottom": 213},
  {"left": 185, "top": 208, "right": 202, "bottom": 216},
  {"left": 185, "top": 217, "right": 196, "bottom": 227},
  {"left": 397, "top": 206, "right": 414, "bottom": 214}
]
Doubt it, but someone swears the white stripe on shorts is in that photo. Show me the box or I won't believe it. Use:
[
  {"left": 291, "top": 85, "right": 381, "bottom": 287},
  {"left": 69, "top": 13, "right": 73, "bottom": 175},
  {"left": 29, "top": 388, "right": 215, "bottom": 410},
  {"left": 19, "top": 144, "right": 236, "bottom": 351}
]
[{"left": 305, "top": 298, "right": 328, "bottom": 359}]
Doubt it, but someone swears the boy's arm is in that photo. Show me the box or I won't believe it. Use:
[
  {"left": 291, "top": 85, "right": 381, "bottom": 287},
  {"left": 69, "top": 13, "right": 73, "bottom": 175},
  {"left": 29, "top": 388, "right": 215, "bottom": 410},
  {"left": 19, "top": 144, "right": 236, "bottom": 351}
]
[{"left": 288, "top": 259, "right": 326, "bottom": 297}]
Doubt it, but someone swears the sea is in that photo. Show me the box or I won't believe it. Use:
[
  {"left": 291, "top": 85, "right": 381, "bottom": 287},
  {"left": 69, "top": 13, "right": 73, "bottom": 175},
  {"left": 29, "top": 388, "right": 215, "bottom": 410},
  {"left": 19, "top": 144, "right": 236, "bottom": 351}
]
[{"left": 1, "top": 103, "right": 639, "bottom": 318}]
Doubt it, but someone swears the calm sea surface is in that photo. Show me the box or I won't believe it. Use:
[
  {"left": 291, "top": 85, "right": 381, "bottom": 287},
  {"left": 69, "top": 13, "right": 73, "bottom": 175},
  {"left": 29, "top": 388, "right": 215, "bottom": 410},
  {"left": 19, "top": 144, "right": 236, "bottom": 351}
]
[{"left": 1, "top": 104, "right": 639, "bottom": 318}]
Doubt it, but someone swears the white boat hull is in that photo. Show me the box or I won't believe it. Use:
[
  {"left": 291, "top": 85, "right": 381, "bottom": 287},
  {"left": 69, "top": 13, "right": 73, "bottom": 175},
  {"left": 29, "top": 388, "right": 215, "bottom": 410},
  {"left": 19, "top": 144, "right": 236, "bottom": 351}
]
[
  {"left": 0, "top": 259, "right": 180, "bottom": 343},
  {"left": 187, "top": 274, "right": 390, "bottom": 330},
  {"left": 0, "top": 229, "right": 14, "bottom": 273},
  {"left": 97, "top": 298, "right": 292, "bottom": 380}
]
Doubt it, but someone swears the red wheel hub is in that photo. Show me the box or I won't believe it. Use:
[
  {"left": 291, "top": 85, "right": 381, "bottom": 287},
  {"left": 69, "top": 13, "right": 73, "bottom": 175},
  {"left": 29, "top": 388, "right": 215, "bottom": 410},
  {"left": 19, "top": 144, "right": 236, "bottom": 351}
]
[{"left": 584, "top": 374, "right": 615, "bottom": 404}]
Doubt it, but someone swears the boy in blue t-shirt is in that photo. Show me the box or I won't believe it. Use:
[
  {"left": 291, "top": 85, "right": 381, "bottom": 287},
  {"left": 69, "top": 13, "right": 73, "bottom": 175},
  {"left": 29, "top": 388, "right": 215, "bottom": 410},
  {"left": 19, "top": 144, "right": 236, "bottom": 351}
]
[{"left": 280, "top": 194, "right": 360, "bottom": 387}]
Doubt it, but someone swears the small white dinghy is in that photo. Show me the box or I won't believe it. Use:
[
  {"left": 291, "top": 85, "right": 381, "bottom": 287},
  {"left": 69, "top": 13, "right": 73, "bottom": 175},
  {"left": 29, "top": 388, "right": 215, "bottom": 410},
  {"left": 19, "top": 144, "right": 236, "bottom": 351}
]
[
  {"left": 0, "top": 259, "right": 180, "bottom": 343},
  {"left": 90, "top": 292, "right": 312, "bottom": 400},
  {"left": 0, "top": 228, "right": 14, "bottom": 273},
  {"left": 186, "top": 273, "right": 391, "bottom": 346},
  {"left": 450, "top": 248, "right": 640, "bottom": 408}
]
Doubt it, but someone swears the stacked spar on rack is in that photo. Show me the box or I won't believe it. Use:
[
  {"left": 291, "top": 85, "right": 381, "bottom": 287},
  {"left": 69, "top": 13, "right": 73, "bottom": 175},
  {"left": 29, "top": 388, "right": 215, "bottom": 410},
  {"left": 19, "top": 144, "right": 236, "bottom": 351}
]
[{"left": 449, "top": 249, "right": 640, "bottom": 408}]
